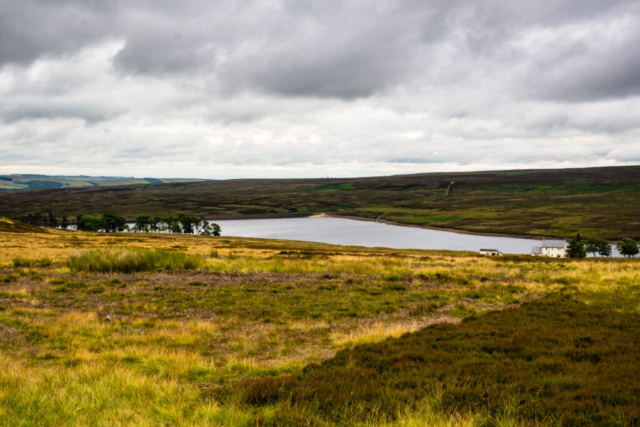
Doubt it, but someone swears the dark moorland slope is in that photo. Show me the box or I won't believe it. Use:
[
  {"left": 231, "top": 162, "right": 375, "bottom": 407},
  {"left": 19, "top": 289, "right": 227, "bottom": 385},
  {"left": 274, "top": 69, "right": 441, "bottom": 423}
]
[
  {"left": 1, "top": 166, "right": 640, "bottom": 238},
  {"left": 224, "top": 295, "right": 640, "bottom": 426}
]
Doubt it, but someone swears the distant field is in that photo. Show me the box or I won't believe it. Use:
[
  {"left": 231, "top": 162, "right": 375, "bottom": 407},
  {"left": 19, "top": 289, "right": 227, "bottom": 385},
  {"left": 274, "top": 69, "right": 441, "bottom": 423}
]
[
  {"left": 1, "top": 166, "right": 640, "bottom": 239},
  {"left": 0, "top": 218, "right": 639, "bottom": 425},
  {"left": 0, "top": 175, "right": 202, "bottom": 191}
]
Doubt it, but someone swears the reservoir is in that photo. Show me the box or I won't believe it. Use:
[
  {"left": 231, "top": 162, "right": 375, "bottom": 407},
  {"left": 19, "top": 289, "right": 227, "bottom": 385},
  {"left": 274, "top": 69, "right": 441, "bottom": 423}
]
[
  {"left": 213, "top": 217, "right": 551, "bottom": 255},
  {"left": 114, "top": 216, "right": 625, "bottom": 256}
]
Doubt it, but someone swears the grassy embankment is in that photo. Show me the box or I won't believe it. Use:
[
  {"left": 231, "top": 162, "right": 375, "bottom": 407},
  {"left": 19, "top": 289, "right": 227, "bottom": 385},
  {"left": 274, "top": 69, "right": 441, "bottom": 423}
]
[
  {"left": 0, "top": 218, "right": 639, "bottom": 425},
  {"left": 2, "top": 166, "right": 640, "bottom": 239}
]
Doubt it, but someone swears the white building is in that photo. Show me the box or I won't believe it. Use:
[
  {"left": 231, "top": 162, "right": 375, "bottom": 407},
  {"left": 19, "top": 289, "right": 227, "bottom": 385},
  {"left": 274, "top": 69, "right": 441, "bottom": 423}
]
[
  {"left": 480, "top": 249, "right": 503, "bottom": 256},
  {"left": 531, "top": 239, "right": 566, "bottom": 257}
]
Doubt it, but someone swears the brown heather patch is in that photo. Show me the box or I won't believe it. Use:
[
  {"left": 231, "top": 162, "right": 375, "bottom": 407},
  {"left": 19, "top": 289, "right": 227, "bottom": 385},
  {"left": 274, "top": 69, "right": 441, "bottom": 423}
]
[{"left": 225, "top": 295, "right": 640, "bottom": 426}]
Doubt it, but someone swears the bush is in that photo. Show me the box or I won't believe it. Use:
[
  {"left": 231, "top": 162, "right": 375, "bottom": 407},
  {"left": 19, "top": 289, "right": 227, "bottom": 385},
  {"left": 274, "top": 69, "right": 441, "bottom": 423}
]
[
  {"left": 66, "top": 247, "right": 203, "bottom": 273},
  {"left": 12, "top": 257, "right": 52, "bottom": 268}
]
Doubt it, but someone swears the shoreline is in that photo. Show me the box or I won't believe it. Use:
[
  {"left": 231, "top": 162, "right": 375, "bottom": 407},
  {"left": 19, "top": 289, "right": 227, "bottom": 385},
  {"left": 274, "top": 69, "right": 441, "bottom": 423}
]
[
  {"left": 311, "top": 214, "right": 548, "bottom": 241},
  {"left": 204, "top": 212, "right": 549, "bottom": 242}
]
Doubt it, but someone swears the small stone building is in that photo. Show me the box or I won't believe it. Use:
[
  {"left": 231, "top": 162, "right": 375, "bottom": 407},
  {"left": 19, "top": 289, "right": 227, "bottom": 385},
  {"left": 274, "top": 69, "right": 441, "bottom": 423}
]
[{"left": 479, "top": 249, "right": 503, "bottom": 256}]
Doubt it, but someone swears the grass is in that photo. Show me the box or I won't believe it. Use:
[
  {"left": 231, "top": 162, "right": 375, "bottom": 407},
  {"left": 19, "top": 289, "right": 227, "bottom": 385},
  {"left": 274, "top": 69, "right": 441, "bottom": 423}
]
[
  {"left": 12, "top": 256, "right": 52, "bottom": 268},
  {"left": 3, "top": 166, "right": 640, "bottom": 239},
  {"left": 0, "top": 225, "right": 639, "bottom": 425},
  {"left": 66, "top": 247, "right": 203, "bottom": 273}
]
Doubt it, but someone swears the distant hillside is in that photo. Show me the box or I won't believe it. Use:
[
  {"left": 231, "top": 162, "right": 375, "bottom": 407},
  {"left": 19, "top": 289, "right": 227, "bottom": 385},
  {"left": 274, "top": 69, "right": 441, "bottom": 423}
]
[
  {"left": 0, "top": 175, "right": 203, "bottom": 191},
  {"left": 1, "top": 166, "right": 640, "bottom": 239}
]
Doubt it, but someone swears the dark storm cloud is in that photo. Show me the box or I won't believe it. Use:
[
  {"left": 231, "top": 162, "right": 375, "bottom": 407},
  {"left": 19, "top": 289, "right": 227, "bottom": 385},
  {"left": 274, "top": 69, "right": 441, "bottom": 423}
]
[
  {"left": 524, "top": 28, "right": 640, "bottom": 102},
  {"left": 0, "top": 0, "right": 117, "bottom": 65},
  {"left": 1, "top": 0, "right": 639, "bottom": 100}
]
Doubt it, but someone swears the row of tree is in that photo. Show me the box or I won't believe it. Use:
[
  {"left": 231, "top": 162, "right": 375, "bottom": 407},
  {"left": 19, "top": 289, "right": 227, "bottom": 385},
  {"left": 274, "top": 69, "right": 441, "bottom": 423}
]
[
  {"left": 130, "top": 214, "right": 221, "bottom": 236},
  {"left": 76, "top": 214, "right": 128, "bottom": 232},
  {"left": 15, "top": 212, "right": 68, "bottom": 229},
  {"left": 15, "top": 211, "right": 221, "bottom": 236},
  {"left": 566, "top": 234, "right": 639, "bottom": 258}
]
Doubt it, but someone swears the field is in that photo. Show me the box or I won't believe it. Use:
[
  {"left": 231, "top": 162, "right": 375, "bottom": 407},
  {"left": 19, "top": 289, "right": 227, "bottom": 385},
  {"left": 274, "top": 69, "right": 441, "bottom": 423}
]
[
  {"left": 0, "top": 175, "right": 202, "bottom": 191},
  {"left": 1, "top": 218, "right": 639, "bottom": 426},
  {"left": 1, "top": 166, "right": 640, "bottom": 239}
]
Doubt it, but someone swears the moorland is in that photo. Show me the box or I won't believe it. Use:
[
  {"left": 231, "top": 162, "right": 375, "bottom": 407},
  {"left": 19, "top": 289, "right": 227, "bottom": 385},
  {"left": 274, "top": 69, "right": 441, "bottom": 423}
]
[
  {"left": 1, "top": 166, "right": 640, "bottom": 239},
  {"left": 1, "top": 218, "right": 639, "bottom": 426}
]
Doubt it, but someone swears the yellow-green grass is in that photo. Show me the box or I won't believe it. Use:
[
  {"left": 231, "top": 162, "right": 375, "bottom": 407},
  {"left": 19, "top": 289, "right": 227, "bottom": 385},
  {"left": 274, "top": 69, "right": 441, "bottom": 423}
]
[
  {"left": 0, "top": 224, "right": 639, "bottom": 425},
  {"left": 66, "top": 247, "right": 203, "bottom": 273}
]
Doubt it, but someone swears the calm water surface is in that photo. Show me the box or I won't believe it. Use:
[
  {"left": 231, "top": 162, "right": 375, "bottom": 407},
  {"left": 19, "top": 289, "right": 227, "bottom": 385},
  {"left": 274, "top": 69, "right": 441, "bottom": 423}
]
[{"left": 214, "top": 217, "right": 545, "bottom": 255}]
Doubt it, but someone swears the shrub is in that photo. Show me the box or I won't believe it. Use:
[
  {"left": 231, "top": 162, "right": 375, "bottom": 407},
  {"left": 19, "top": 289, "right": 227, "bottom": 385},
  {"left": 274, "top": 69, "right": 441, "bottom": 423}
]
[
  {"left": 66, "top": 247, "right": 203, "bottom": 273},
  {"left": 1, "top": 274, "right": 18, "bottom": 283},
  {"left": 383, "top": 283, "right": 407, "bottom": 291},
  {"left": 12, "top": 257, "right": 52, "bottom": 268}
]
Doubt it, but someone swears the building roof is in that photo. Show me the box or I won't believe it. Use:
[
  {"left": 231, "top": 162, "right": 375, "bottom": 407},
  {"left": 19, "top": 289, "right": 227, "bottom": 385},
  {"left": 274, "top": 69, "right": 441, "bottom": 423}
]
[
  {"left": 480, "top": 249, "right": 500, "bottom": 252},
  {"left": 531, "top": 247, "right": 543, "bottom": 254},
  {"left": 541, "top": 240, "right": 566, "bottom": 248}
]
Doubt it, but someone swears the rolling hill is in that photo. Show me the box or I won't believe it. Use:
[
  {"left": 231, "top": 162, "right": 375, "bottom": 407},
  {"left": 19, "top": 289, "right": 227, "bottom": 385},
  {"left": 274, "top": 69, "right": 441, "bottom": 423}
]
[
  {"left": 0, "top": 175, "right": 202, "bottom": 191},
  {"left": 1, "top": 166, "right": 640, "bottom": 239}
]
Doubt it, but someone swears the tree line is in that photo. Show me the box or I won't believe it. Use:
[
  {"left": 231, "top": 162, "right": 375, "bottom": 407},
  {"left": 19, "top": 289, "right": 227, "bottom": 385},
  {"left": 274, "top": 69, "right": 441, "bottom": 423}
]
[
  {"left": 129, "top": 214, "right": 221, "bottom": 236},
  {"left": 566, "top": 234, "right": 639, "bottom": 258},
  {"left": 76, "top": 214, "right": 128, "bottom": 232},
  {"left": 15, "top": 212, "right": 221, "bottom": 236},
  {"left": 14, "top": 211, "right": 68, "bottom": 229}
]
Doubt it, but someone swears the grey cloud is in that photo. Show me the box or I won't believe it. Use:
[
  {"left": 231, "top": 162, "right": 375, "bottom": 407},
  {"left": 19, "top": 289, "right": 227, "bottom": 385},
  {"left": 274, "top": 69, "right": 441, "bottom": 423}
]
[
  {"left": 0, "top": 0, "right": 117, "bottom": 65},
  {"left": 1, "top": 0, "right": 640, "bottom": 178},
  {"left": 0, "top": 103, "right": 119, "bottom": 124},
  {"left": 525, "top": 29, "right": 640, "bottom": 102},
  {"left": 2, "top": 0, "right": 639, "bottom": 101}
]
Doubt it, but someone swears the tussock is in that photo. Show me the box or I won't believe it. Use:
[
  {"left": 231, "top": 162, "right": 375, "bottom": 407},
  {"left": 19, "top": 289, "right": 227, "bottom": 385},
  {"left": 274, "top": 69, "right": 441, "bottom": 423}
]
[{"left": 66, "top": 247, "right": 203, "bottom": 273}]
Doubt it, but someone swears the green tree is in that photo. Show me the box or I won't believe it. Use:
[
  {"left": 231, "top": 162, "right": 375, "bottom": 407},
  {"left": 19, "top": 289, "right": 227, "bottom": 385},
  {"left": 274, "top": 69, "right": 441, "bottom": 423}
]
[
  {"left": 76, "top": 215, "right": 103, "bottom": 231},
  {"left": 616, "top": 238, "right": 639, "bottom": 258},
  {"left": 178, "top": 214, "right": 200, "bottom": 234},
  {"left": 47, "top": 211, "right": 59, "bottom": 228},
  {"left": 597, "top": 241, "right": 611, "bottom": 257},
  {"left": 169, "top": 219, "right": 182, "bottom": 234},
  {"left": 199, "top": 221, "right": 221, "bottom": 236},
  {"left": 135, "top": 215, "right": 151, "bottom": 233},
  {"left": 149, "top": 216, "right": 161, "bottom": 233},
  {"left": 61, "top": 215, "right": 68, "bottom": 230},
  {"left": 566, "top": 235, "right": 586, "bottom": 258},
  {"left": 210, "top": 222, "right": 221, "bottom": 236},
  {"left": 585, "top": 238, "right": 611, "bottom": 257},
  {"left": 102, "top": 214, "right": 126, "bottom": 232}
]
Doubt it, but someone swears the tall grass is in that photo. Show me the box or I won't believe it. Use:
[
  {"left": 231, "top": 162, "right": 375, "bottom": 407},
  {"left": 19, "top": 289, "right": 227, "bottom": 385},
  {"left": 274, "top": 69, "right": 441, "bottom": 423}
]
[
  {"left": 66, "top": 247, "right": 203, "bottom": 273},
  {"left": 12, "top": 257, "right": 52, "bottom": 268}
]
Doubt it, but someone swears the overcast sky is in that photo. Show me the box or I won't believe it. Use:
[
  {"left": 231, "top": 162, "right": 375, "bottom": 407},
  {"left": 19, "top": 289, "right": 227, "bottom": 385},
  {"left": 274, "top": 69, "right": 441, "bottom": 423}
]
[{"left": 1, "top": 0, "right": 640, "bottom": 178}]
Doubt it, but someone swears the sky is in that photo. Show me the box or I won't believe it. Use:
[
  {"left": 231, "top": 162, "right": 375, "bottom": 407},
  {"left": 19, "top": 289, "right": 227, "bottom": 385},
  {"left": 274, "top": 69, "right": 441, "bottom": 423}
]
[{"left": 1, "top": 0, "right": 640, "bottom": 179}]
